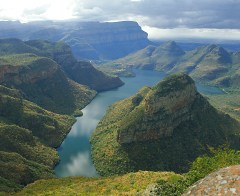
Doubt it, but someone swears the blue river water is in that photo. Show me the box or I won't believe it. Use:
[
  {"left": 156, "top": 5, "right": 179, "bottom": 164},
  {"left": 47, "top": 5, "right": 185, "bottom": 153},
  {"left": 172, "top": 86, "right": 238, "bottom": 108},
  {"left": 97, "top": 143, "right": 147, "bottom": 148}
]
[{"left": 54, "top": 69, "right": 223, "bottom": 177}]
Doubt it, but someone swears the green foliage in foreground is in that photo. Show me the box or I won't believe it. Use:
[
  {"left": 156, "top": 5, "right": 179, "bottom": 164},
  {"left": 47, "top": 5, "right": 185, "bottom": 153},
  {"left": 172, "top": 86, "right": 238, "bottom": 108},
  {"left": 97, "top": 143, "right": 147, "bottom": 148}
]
[
  {"left": 17, "top": 171, "right": 181, "bottom": 196},
  {"left": 16, "top": 147, "right": 240, "bottom": 195}
]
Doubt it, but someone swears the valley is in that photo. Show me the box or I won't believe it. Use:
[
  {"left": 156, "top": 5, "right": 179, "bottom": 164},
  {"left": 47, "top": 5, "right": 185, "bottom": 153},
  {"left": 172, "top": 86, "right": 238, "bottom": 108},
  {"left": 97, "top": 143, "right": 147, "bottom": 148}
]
[{"left": 0, "top": 19, "right": 239, "bottom": 196}]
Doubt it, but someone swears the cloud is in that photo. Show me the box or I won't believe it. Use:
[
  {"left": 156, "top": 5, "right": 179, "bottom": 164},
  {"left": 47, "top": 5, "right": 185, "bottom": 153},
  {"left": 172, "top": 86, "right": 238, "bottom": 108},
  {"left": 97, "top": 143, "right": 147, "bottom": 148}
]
[
  {"left": 0, "top": 0, "right": 239, "bottom": 29},
  {"left": 143, "top": 26, "right": 240, "bottom": 41},
  {"left": 0, "top": 0, "right": 240, "bottom": 40},
  {"left": 65, "top": 152, "right": 97, "bottom": 177}
]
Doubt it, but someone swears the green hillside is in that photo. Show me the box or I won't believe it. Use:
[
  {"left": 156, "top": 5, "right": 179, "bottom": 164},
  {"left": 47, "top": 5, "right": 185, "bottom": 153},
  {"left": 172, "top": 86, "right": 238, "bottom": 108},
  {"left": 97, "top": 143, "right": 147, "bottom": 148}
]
[
  {"left": 0, "top": 85, "right": 76, "bottom": 192},
  {"left": 25, "top": 40, "right": 124, "bottom": 91},
  {"left": 0, "top": 38, "right": 124, "bottom": 92},
  {"left": 99, "top": 42, "right": 240, "bottom": 88},
  {"left": 91, "top": 74, "right": 240, "bottom": 176},
  {"left": 0, "top": 53, "right": 96, "bottom": 114}
]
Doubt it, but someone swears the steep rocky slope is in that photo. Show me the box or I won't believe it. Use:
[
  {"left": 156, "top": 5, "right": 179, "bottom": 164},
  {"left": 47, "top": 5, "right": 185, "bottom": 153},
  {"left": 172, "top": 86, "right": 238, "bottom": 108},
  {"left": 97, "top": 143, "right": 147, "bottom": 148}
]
[
  {"left": 91, "top": 73, "right": 240, "bottom": 176},
  {"left": 0, "top": 21, "right": 151, "bottom": 60},
  {"left": 0, "top": 38, "right": 124, "bottom": 92},
  {"left": 0, "top": 53, "right": 96, "bottom": 114}
]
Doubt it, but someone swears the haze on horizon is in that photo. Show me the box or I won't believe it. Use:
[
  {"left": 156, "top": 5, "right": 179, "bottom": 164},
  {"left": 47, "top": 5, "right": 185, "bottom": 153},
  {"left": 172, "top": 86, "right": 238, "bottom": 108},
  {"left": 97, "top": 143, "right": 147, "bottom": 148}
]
[{"left": 0, "top": 0, "right": 240, "bottom": 41}]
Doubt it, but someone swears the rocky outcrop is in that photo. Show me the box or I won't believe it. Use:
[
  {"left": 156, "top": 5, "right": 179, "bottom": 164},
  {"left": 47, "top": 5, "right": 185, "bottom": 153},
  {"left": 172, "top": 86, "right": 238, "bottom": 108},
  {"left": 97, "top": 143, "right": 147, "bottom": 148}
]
[
  {"left": 0, "top": 21, "right": 152, "bottom": 60},
  {"left": 183, "top": 165, "right": 240, "bottom": 196},
  {"left": 91, "top": 73, "right": 240, "bottom": 176},
  {"left": 118, "top": 74, "right": 197, "bottom": 144}
]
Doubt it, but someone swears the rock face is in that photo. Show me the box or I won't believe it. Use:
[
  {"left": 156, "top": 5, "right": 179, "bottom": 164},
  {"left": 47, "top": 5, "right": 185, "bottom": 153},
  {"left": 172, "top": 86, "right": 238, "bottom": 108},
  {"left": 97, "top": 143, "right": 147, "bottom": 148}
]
[
  {"left": 0, "top": 53, "right": 96, "bottom": 114},
  {"left": 183, "top": 165, "right": 240, "bottom": 196},
  {"left": 118, "top": 74, "right": 197, "bottom": 144},
  {"left": 91, "top": 73, "right": 240, "bottom": 176},
  {"left": 0, "top": 21, "right": 151, "bottom": 60}
]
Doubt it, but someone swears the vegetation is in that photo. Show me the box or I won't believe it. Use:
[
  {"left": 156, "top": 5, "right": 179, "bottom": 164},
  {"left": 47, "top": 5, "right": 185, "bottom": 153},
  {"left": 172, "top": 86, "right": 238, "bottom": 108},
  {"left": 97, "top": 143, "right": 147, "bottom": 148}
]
[
  {"left": 0, "top": 87, "right": 77, "bottom": 192},
  {"left": 0, "top": 53, "right": 96, "bottom": 115},
  {"left": 0, "top": 38, "right": 104, "bottom": 193},
  {"left": 25, "top": 39, "right": 124, "bottom": 92},
  {"left": 17, "top": 171, "right": 181, "bottom": 195}
]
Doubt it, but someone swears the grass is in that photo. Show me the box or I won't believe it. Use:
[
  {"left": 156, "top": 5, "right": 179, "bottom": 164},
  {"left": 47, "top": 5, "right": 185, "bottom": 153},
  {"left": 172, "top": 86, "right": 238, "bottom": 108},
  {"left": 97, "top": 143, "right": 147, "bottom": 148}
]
[
  {"left": 15, "top": 147, "right": 240, "bottom": 196},
  {"left": 17, "top": 171, "right": 181, "bottom": 195}
]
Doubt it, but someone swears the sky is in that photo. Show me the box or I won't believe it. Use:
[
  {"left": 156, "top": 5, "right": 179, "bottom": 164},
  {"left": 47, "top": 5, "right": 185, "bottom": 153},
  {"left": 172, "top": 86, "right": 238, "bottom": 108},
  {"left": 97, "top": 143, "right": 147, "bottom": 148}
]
[{"left": 0, "top": 0, "right": 240, "bottom": 41}]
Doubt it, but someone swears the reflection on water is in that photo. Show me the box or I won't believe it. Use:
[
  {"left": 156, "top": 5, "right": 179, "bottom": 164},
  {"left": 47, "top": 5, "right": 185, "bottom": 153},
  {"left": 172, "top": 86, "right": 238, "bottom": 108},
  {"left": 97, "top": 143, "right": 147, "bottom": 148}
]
[{"left": 54, "top": 69, "right": 223, "bottom": 177}]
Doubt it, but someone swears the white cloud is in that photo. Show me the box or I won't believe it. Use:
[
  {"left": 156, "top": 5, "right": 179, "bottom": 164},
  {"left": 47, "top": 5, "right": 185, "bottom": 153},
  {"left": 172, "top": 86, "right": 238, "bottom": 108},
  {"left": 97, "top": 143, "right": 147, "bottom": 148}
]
[
  {"left": 143, "top": 26, "right": 240, "bottom": 41},
  {"left": 65, "top": 152, "right": 97, "bottom": 177},
  {"left": 0, "top": 0, "right": 240, "bottom": 40}
]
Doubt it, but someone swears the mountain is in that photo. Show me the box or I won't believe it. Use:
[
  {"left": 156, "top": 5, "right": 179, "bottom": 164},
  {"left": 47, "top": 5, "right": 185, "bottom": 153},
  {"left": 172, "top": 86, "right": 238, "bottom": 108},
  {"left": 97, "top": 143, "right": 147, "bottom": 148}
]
[
  {"left": 0, "top": 38, "right": 124, "bottom": 92},
  {"left": 0, "top": 53, "right": 96, "bottom": 114},
  {"left": 91, "top": 73, "right": 240, "bottom": 176},
  {"left": 103, "top": 41, "right": 240, "bottom": 87},
  {"left": 103, "top": 41, "right": 184, "bottom": 71},
  {"left": 0, "top": 21, "right": 152, "bottom": 60},
  {"left": 172, "top": 44, "right": 232, "bottom": 81}
]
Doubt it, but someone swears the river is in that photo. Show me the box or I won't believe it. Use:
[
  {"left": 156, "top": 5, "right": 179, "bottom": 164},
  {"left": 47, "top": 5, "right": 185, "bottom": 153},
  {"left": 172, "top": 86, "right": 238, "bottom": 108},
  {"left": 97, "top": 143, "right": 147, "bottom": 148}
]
[{"left": 54, "top": 69, "right": 223, "bottom": 177}]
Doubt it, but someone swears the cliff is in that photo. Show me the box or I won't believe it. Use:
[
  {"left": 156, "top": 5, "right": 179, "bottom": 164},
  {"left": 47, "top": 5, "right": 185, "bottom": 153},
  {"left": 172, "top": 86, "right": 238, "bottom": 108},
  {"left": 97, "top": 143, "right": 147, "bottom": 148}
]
[
  {"left": 0, "top": 21, "right": 152, "bottom": 60},
  {"left": 91, "top": 73, "right": 240, "bottom": 176},
  {"left": 0, "top": 53, "right": 96, "bottom": 114}
]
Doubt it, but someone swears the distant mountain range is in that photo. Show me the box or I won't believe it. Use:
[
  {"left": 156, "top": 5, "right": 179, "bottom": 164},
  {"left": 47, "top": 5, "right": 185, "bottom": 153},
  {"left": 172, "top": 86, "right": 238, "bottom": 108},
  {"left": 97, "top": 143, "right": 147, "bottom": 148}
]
[
  {"left": 0, "top": 21, "right": 151, "bottom": 60},
  {"left": 101, "top": 41, "right": 240, "bottom": 88}
]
